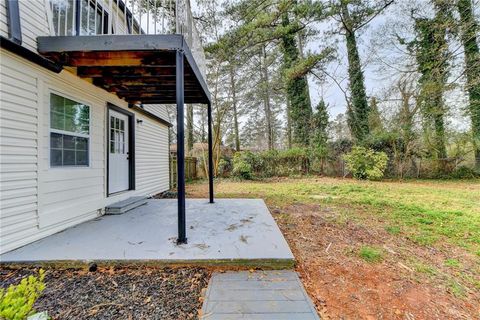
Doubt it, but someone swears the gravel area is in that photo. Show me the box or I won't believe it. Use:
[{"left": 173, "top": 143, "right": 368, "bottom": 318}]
[{"left": 0, "top": 267, "right": 210, "bottom": 320}]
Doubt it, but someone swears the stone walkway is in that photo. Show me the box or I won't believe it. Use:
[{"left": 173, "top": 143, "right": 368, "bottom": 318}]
[{"left": 201, "top": 270, "right": 320, "bottom": 319}]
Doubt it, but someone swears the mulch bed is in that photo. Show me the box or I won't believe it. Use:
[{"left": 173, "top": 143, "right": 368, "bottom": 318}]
[{"left": 0, "top": 267, "right": 210, "bottom": 320}]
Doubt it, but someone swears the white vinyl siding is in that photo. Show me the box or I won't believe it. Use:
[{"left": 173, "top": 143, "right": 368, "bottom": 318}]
[
  {"left": 135, "top": 117, "right": 170, "bottom": 194},
  {"left": 0, "top": 0, "right": 50, "bottom": 51},
  {"left": 141, "top": 104, "right": 170, "bottom": 122},
  {"left": 0, "top": 55, "right": 39, "bottom": 253},
  {"left": 18, "top": 0, "right": 50, "bottom": 52},
  {"left": 1, "top": 0, "right": 131, "bottom": 53},
  {"left": 0, "top": 0, "right": 8, "bottom": 39},
  {"left": 0, "top": 49, "right": 170, "bottom": 254}
]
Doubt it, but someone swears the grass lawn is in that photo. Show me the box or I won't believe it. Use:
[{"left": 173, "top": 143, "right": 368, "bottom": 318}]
[
  {"left": 191, "top": 177, "right": 480, "bottom": 255},
  {"left": 187, "top": 177, "right": 480, "bottom": 319}
]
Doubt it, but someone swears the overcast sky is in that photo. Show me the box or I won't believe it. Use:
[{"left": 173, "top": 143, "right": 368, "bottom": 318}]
[
  {"left": 304, "top": 0, "right": 479, "bottom": 131},
  {"left": 192, "top": 0, "right": 479, "bottom": 131}
]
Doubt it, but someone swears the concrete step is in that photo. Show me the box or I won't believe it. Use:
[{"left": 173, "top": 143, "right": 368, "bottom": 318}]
[
  {"left": 201, "top": 271, "right": 320, "bottom": 320},
  {"left": 105, "top": 196, "right": 147, "bottom": 215}
]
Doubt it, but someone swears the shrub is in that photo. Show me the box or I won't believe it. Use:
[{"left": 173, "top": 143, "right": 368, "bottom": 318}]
[
  {"left": 344, "top": 146, "right": 388, "bottom": 180},
  {"left": 277, "top": 147, "right": 309, "bottom": 175},
  {"left": 0, "top": 270, "right": 46, "bottom": 320},
  {"left": 450, "top": 166, "right": 479, "bottom": 179},
  {"left": 232, "top": 151, "right": 254, "bottom": 179},
  {"left": 217, "top": 156, "right": 232, "bottom": 177}
]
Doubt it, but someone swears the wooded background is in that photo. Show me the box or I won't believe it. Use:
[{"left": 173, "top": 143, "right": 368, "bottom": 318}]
[{"left": 167, "top": 0, "right": 479, "bottom": 179}]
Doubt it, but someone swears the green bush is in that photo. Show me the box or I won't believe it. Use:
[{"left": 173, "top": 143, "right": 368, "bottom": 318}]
[
  {"left": 0, "top": 270, "right": 46, "bottom": 320},
  {"left": 344, "top": 146, "right": 388, "bottom": 180},
  {"left": 450, "top": 166, "right": 479, "bottom": 179},
  {"left": 232, "top": 151, "right": 254, "bottom": 179}
]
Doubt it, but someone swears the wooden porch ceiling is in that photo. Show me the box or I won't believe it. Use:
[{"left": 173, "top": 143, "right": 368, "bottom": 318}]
[{"left": 36, "top": 35, "right": 210, "bottom": 104}]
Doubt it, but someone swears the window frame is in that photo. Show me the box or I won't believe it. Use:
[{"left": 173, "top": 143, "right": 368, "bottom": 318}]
[
  {"left": 50, "top": 0, "right": 110, "bottom": 36},
  {"left": 106, "top": 103, "right": 136, "bottom": 196},
  {"left": 79, "top": 0, "right": 110, "bottom": 35},
  {"left": 48, "top": 91, "right": 92, "bottom": 169}
]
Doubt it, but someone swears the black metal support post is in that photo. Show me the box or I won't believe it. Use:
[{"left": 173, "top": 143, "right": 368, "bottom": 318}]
[
  {"left": 207, "top": 102, "right": 214, "bottom": 203},
  {"left": 75, "top": 0, "right": 81, "bottom": 36},
  {"left": 176, "top": 50, "right": 187, "bottom": 244}
]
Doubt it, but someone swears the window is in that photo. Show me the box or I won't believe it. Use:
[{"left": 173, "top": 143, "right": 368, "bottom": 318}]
[
  {"left": 79, "top": 0, "right": 109, "bottom": 35},
  {"left": 50, "top": 94, "right": 90, "bottom": 167},
  {"left": 50, "top": 0, "right": 109, "bottom": 36},
  {"left": 110, "top": 115, "right": 126, "bottom": 154}
]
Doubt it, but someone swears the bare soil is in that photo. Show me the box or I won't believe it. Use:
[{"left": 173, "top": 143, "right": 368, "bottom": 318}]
[
  {"left": 0, "top": 267, "right": 210, "bottom": 320},
  {"left": 278, "top": 203, "right": 479, "bottom": 320},
  {"left": 187, "top": 181, "right": 480, "bottom": 320}
]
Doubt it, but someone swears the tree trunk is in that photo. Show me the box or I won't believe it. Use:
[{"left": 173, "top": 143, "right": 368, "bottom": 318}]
[
  {"left": 261, "top": 45, "right": 274, "bottom": 150},
  {"left": 433, "top": 102, "right": 448, "bottom": 160},
  {"left": 200, "top": 108, "right": 207, "bottom": 143},
  {"left": 342, "top": 4, "right": 370, "bottom": 142},
  {"left": 458, "top": 0, "right": 480, "bottom": 169},
  {"left": 186, "top": 104, "right": 194, "bottom": 153},
  {"left": 413, "top": 7, "right": 449, "bottom": 166},
  {"left": 286, "top": 96, "right": 292, "bottom": 149},
  {"left": 229, "top": 66, "right": 241, "bottom": 151},
  {"left": 281, "top": 12, "right": 312, "bottom": 147}
]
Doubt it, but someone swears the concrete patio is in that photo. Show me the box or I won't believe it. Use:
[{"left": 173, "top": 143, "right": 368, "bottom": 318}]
[{"left": 0, "top": 199, "right": 294, "bottom": 268}]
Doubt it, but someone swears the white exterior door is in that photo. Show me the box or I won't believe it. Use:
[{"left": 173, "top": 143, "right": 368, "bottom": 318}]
[{"left": 108, "top": 110, "right": 130, "bottom": 194}]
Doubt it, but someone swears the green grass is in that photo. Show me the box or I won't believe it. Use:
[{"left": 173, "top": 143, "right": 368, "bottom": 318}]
[
  {"left": 413, "top": 261, "right": 438, "bottom": 276},
  {"left": 358, "top": 246, "right": 383, "bottom": 263},
  {"left": 198, "top": 177, "right": 480, "bottom": 254},
  {"left": 448, "top": 280, "right": 467, "bottom": 298},
  {"left": 444, "top": 259, "right": 461, "bottom": 268},
  {"left": 385, "top": 225, "right": 401, "bottom": 235}
]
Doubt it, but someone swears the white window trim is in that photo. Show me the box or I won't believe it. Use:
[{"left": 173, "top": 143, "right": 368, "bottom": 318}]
[{"left": 48, "top": 90, "right": 92, "bottom": 169}]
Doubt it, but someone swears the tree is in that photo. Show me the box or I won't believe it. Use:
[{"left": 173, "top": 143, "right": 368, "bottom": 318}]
[
  {"left": 311, "top": 99, "right": 330, "bottom": 148},
  {"left": 229, "top": 65, "right": 241, "bottom": 151},
  {"left": 409, "top": 1, "right": 451, "bottom": 162},
  {"left": 261, "top": 44, "right": 275, "bottom": 150},
  {"left": 186, "top": 104, "right": 194, "bottom": 153},
  {"left": 329, "top": 0, "right": 394, "bottom": 142},
  {"left": 281, "top": 5, "right": 313, "bottom": 147},
  {"left": 368, "top": 97, "right": 384, "bottom": 134},
  {"left": 457, "top": 0, "right": 480, "bottom": 169},
  {"left": 218, "top": 0, "right": 331, "bottom": 148}
]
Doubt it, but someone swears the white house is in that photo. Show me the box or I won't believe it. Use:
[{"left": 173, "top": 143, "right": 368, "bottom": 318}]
[{"left": 0, "top": 0, "right": 212, "bottom": 254}]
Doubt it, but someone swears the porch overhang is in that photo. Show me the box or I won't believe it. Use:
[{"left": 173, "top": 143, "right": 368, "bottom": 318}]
[
  {"left": 37, "top": 34, "right": 214, "bottom": 244},
  {"left": 36, "top": 34, "right": 211, "bottom": 104}
]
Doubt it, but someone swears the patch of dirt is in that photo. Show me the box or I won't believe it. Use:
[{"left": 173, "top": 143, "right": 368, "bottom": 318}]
[
  {"left": 0, "top": 267, "right": 210, "bottom": 320},
  {"left": 274, "top": 203, "right": 480, "bottom": 320}
]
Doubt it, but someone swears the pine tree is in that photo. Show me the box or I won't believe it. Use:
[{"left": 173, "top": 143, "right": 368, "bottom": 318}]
[
  {"left": 311, "top": 99, "right": 329, "bottom": 148},
  {"left": 281, "top": 9, "right": 312, "bottom": 147}
]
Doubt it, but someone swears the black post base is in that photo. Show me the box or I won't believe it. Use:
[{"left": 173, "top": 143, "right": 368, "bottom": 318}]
[{"left": 176, "top": 237, "right": 188, "bottom": 245}]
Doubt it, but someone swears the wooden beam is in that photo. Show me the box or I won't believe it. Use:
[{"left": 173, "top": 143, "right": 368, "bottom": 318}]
[
  {"left": 77, "top": 66, "right": 194, "bottom": 78},
  {"left": 118, "top": 92, "right": 205, "bottom": 99},
  {"left": 45, "top": 51, "right": 177, "bottom": 67},
  {"left": 101, "top": 84, "right": 199, "bottom": 92},
  {"left": 127, "top": 97, "right": 209, "bottom": 104},
  {"left": 93, "top": 77, "right": 199, "bottom": 86},
  {"left": 36, "top": 34, "right": 210, "bottom": 103}
]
